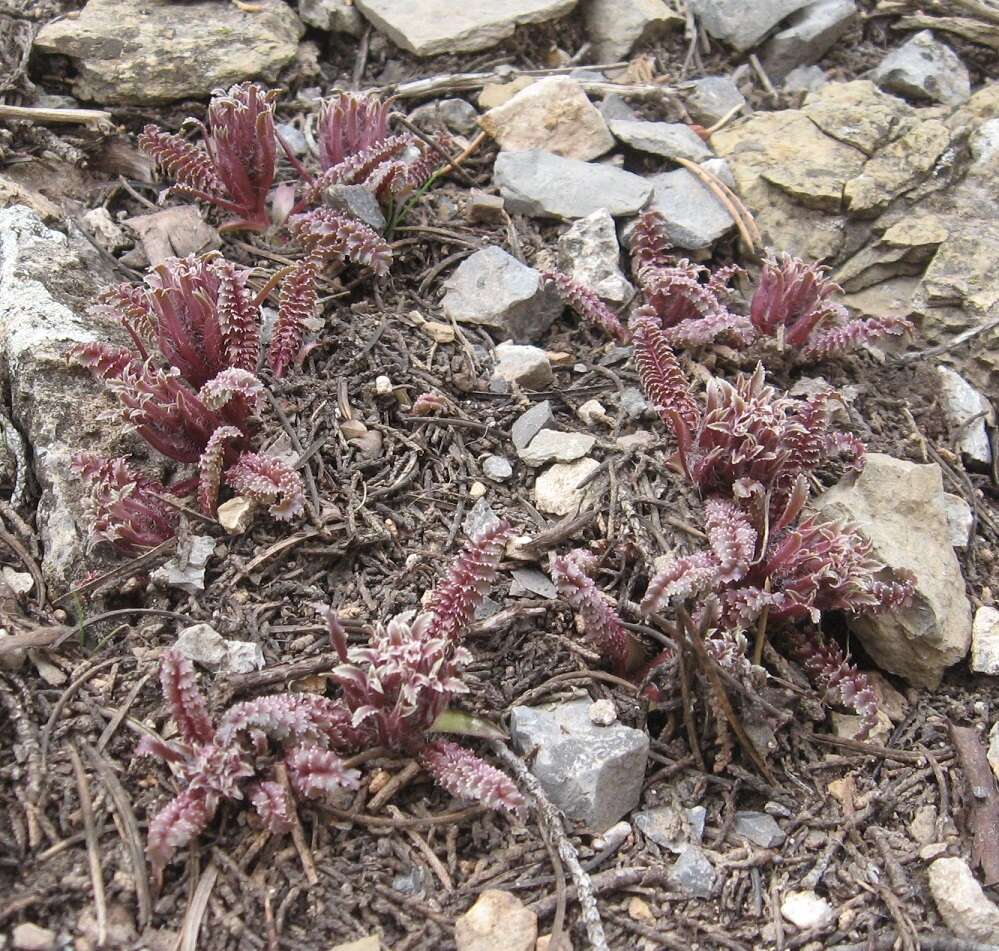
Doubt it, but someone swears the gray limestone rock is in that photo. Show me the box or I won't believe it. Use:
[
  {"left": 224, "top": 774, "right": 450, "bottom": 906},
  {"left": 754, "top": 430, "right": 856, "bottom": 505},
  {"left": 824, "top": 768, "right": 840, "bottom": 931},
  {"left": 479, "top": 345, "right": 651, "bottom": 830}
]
[
  {"left": 688, "top": 0, "right": 814, "bottom": 50},
  {"left": 557, "top": 208, "right": 634, "bottom": 305},
  {"left": 408, "top": 98, "right": 480, "bottom": 136},
  {"left": 354, "top": 0, "right": 576, "bottom": 56},
  {"left": 494, "top": 150, "right": 653, "bottom": 220},
  {"left": 936, "top": 365, "right": 994, "bottom": 466},
  {"left": 34, "top": 0, "right": 303, "bottom": 105},
  {"left": 512, "top": 401, "right": 555, "bottom": 450},
  {"left": 492, "top": 342, "right": 554, "bottom": 388},
  {"left": 582, "top": 0, "right": 684, "bottom": 61},
  {"left": 669, "top": 846, "right": 717, "bottom": 898},
  {"left": 784, "top": 65, "right": 828, "bottom": 94},
  {"left": 871, "top": 30, "right": 971, "bottom": 106},
  {"left": 733, "top": 811, "right": 786, "bottom": 848},
  {"left": 482, "top": 455, "right": 513, "bottom": 481},
  {"left": 0, "top": 206, "right": 131, "bottom": 587},
  {"left": 325, "top": 184, "right": 387, "bottom": 231},
  {"left": 510, "top": 699, "right": 649, "bottom": 831},
  {"left": 761, "top": 0, "right": 858, "bottom": 80},
  {"left": 442, "top": 246, "right": 562, "bottom": 342},
  {"left": 609, "top": 119, "right": 713, "bottom": 163},
  {"left": 298, "top": 0, "right": 364, "bottom": 35},
  {"left": 635, "top": 159, "right": 736, "bottom": 249},
  {"left": 685, "top": 75, "right": 747, "bottom": 125},
  {"left": 518, "top": 429, "right": 596, "bottom": 467}
]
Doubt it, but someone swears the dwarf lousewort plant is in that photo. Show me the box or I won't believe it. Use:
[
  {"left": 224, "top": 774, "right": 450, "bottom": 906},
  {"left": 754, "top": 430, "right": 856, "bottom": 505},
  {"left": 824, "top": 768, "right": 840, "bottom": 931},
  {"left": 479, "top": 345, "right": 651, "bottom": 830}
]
[
  {"left": 140, "top": 83, "right": 278, "bottom": 233},
  {"left": 315, "top": 92, "right": 392, "bottom": 172},
  {"left": 632, "top": 317, "right": 864, "bottom": 508},
  {"left": 750, "top": 252, "right": 912, "bottom": 359},
  {"left": 139, "top": 522, "right": 522, "bottom": 874},
  {"left": 546, "top": 211, "right": 912, "bottom": 359},
  {"left": 552, "top": 331, "right": 913, "bottom": 739},
  {"left": 138, "top": 648, "right": 358, "bottom": 877},
  {"left": 75, "top": 253, "right": 307, "bottom": 542}
]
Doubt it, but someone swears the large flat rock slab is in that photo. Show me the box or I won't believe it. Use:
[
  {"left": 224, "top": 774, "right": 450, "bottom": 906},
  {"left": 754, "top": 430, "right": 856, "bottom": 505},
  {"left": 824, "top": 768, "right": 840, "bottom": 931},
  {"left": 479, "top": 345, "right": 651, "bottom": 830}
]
[
  {"left": 34, "top": 0, "right": 303, "bottom": 104},
  {"left": 355, "top": 0, "right": 577, "bottom": 56},
  {"left": 0, "top": 206, "right": 138, "bottom": 587}
]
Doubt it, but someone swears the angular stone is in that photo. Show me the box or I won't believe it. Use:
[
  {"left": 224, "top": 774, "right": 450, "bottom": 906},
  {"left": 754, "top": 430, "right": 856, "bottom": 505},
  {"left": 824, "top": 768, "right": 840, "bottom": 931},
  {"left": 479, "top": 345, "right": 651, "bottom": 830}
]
[
  {"left": 509, "top": 567, "right": 558, "bottom": 599},
  {"left": 464, "top": 497, "right": 502, "bottom": 539},
  {"left": 442, "top": 246, "right": 562, "bottom": 342},
  {"left": 298, "top": 0, "right": 364, "bottom": 35},
  {"left": 483, "top": 455, "right": 513, "bottom": 481},
  {"left": 125, "top": 206, "right": 220, "bottom": 267},
  {"left": 761, "top": 0, "right": 858, "bottom": 80},
  {"left": 557, "top": 208, "right": 634, "bottom": 305},
  {"left": 815, "top": 454, "right": 973, "bottom": 688},
  {"left": 971, "top": 607, "right": 999, "bottom": 676},
  {"left": 833, "top": 215, "right": 947, "bottom": 292},
  {"left": 325, "top": 184, "right": 387, "bottom": 231},
  {"left": 12, "top": 923, "right": 56, "bottom": 951},
  {"left": 943, "top": 492, "right": 974, "bottom": 548},
  {"left": 929, "top": 857, "right": 999, "bottom": 943},
  {"left": 685, "top": 75, "right": 746, "bottom": 125},
  {"left": 669, "top": 846, "right": 717, "bottom": 898},
  {"left": 510, "top": 698, "right": 649, "bottom": 831},
  {"left": 479, "top": 76, "right": 536, "bottom": 110},
  {"left": 733, "top": 811, "right": 786, "bottom": 848},
  {"left": 936, "top": 366, "right": 993, "bottom": 465},
  {"left": 636, "top": 160, "right": 736, "bottom": 249},
  {"left": 599, "top": 93, "right": 638, "bottom": 123},
  {"left": 844, "top": 119, "right": 952, "bottom": 218},
  {"left": 803, "top": 80, "right": 914, "bottom": 156},
  {"left": 784, "top": 65, "right": 827, "bottom": 94},
  {"left": 519, "top": 429, "right": 596, "bottom": 467},
  {"left": 34, "top": 0, "right": 303, "bottom": 105},
  {"left": 634, "top": 805, "right": 704, "bottom": 853},
  {"left": 455, "top": 890, "right": 537, "bottom": 951},
  {"left": 409, "top": 98, "right": 479, "bottom": 136},
  {"left": 582, "top": 0, "right": 684, "bottom": 61},
  {"left": 480, "top": 77, "right": 613, "bottom": 161},
  {"left": 609, "top": 119, "right": 713, "bottom": 163},
  {"left": 492, "top": 342, "right": 553, "bottom": 388},
  {"left": 218, "top": 495, "right": 255, "bottom": 535},
  {"left": 175, "top": 623, "right": 226, "bottom": 669},
  {"left": 354, "top": 0, "right": 576, "bottom": 56},
  {"left": 0, "top": 206, "right": 135, "bottom": 587},
  {"left": 150, "top": 536, "right": 216, "bottom": 594},
  {"left": 872, "top": 29, "right": 971, "bottom": 106},
  {"left": 688, "top": 0, "right": 815, "bottom": 50},
  {"left": 494, "top": 150, "right": 653, "bottom": 220},
  {"left": 223, "top": 640, "right": 266, "bottom": 674},
  {"left": 534, "top": 458, "right": 601, "bottom": 516},
  {"left": 781, "top": 890, "right": 834, "bottom": 930},
  {"left": 512, "top": 401, "right": 555, "bottom": 450},
  {"left": 466, "top": 190, "right": 507, "bottom": 224}
]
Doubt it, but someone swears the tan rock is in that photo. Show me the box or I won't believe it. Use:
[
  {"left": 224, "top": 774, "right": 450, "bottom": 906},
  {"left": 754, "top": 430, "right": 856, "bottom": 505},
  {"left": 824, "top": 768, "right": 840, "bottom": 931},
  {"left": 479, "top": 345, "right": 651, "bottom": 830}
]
[
  {"left": 803, "top": 80, "right": 914, "bottom": 155},
  {"left": 845, "top": 119, "right": 952, "bottom": 218},
  {"left": 815, "top": 453, "right": 973, "bottom": 688},
  {"left": 711, "top": 111, "right": 857, "bottom": 257},
  {"left": 534, "top": 458, "right": 600, "bottom": 516},
  {"left": 478, "top": 76, "right": 535, "bottom": 110},
  {"left": 929, "top": 857, "right": 999, "bottom": 943},
  {"left": 0, "top": 176, "right": 60, "bottom": 222},
  {"left": 455, "top": 890, "right": 537, "bottom": 951},
  {"left": 34, "top": 0, "right": 303, "bottom": 105},
  {"left": 480, "top": 77, "right": 614, "bottom": 161}
]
